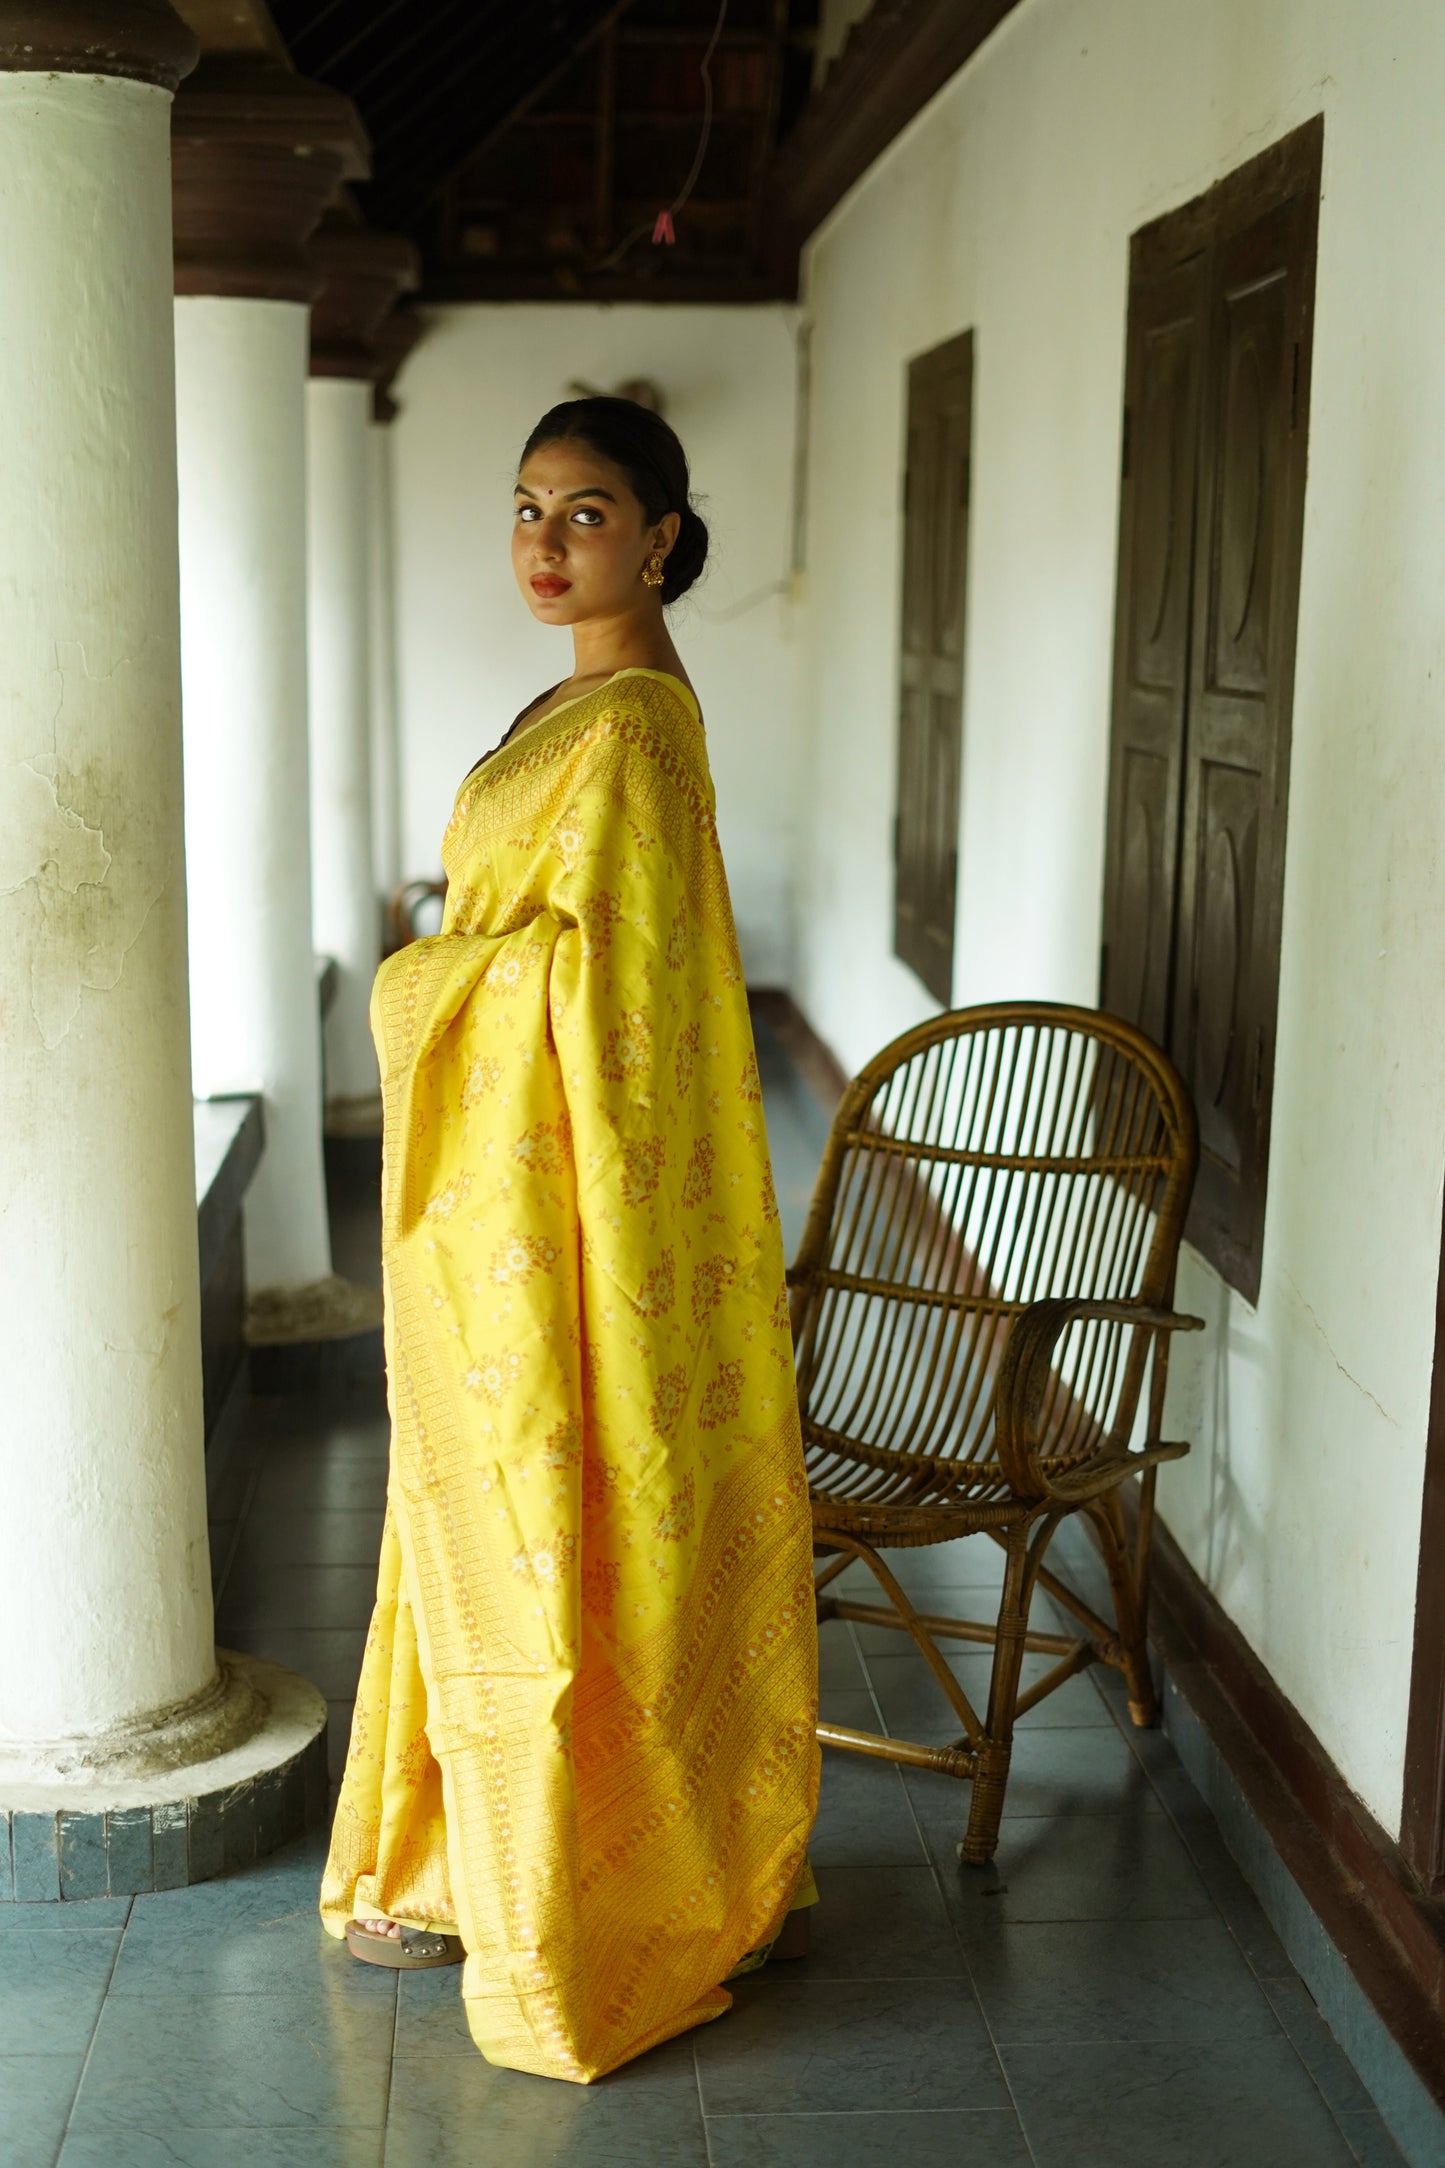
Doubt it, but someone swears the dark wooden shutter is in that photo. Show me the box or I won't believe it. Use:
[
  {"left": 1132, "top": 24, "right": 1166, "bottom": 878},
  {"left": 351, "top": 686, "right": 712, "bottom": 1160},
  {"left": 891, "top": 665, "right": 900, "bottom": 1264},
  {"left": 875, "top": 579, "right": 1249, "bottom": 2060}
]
[
  {"left": 894, "top": 331, "right": 972, "bottom": 1006},
  {"left": 1099, "top": 250, "right": 1209, "bottom": 1047},
  {"left": 1098, "top": 118, "right": 1321, "bottom": 1300},
  {"left": 1173, "top": 148, "right": 1320, "bottom": 1298}
]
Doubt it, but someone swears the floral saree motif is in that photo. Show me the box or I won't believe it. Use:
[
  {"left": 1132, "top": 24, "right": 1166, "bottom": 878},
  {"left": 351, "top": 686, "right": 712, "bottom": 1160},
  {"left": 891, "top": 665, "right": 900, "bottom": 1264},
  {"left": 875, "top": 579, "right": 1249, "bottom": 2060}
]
[{"left": 320, "top": 668, "right": 820, "bottom": 2082}]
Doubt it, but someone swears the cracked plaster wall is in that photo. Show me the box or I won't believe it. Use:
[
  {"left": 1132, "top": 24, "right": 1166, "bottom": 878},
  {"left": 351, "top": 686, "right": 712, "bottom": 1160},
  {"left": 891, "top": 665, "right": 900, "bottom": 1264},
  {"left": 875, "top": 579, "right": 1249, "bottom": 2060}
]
[
  {"left": 788, "top": 0, "right": 1445, "bottom": 1831},
  {"left": 0, "top": 74, "right": 215, "bottom": 1745}
]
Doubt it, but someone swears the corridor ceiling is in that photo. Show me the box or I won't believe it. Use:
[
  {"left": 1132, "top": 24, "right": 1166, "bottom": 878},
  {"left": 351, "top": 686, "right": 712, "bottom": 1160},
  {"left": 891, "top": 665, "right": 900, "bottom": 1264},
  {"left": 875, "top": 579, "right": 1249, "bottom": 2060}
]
[{"left": 265, "top": 0, "right": 822, "bottom": 303}]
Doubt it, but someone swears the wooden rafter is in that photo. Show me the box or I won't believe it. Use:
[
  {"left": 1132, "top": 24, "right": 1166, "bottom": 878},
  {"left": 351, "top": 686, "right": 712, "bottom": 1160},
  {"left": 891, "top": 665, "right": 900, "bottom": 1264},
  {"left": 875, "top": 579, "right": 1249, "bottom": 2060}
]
[
  {"left": 262, "top": 0, "right": 1033, "bottom": 306},
  {"left": 764, "top": 0, "right": 1026, "bottom": 288}
]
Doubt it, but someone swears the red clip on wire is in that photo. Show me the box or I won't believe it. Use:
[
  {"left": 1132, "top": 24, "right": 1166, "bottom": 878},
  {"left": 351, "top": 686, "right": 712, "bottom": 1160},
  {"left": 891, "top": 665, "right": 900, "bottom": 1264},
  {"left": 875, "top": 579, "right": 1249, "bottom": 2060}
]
[{"left": 652, "top": 210, "right": 676, "bottom": 246}]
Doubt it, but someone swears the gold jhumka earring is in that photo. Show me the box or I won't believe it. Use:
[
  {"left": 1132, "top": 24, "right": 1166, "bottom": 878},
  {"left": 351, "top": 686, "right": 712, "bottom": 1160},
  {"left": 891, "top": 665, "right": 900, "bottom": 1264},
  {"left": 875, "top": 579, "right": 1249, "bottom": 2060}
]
[{"left": 642, "top": 551, "right": 666, "bottom": 588}]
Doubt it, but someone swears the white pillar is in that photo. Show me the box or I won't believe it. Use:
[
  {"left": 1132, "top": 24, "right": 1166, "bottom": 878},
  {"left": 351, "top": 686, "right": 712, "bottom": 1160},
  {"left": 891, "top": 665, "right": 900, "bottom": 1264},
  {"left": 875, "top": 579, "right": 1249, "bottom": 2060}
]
[
  {"left": 368, "top": 417, "right": 403, "bottom": 906},
  {"left": 308, "top": 375, "right": 379, "bottom": 1117},
  {"left": 0, "top": 31, "right": 325, "bottom": 1892},
  {"left": 0, "top": 45, "right": 226, "bottom": 1760},
  {"left": 176, "top": 297, "right": 333, "bottom": 1290}
]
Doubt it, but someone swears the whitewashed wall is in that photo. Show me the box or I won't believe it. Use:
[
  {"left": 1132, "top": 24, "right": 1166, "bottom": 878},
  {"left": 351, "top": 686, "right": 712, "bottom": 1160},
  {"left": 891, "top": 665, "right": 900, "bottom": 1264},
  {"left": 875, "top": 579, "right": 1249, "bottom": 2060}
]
[
  {"left": 388, "top": 304, "right": 804, "bottom": 983},
  {"left": 790, "top": 0, "right": 1445, "bottom": 1832}
]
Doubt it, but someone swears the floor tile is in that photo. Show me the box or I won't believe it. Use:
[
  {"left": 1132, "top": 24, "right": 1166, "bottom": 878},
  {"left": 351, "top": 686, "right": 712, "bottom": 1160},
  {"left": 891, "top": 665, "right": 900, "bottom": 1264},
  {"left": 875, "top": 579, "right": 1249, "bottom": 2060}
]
[
  {"left": 393, "top": 1966, "right": 474, "bottom": 2059},
  {"left": 869, "top": 1652, "right": 1114, "bottom": 1741},
  {"left": 862, "top": 1654, "right": 978, "bottom": 1745},
  {"left": 800, "top": 1865, "right": 964, "bottom": 1979},
  {"left": 926, "top": 1809, "right": 1214, "bottom": 1925},
  {"left": 846, "top": 1587, "right": 1070, "bottom": 1654},
  {"left": 1142, "top": 1764, "right": 1296, "bottom": 1978},
  {"left": 0, "top": 2052, "right": 85, "bottom": 2168},
  {"left": 1336, "top": 2107, "right": 1410, "bottom": 2166},
  {"left": 951, "top": 1651, "right": 1116, "bottom": 1730},
  {"left": 809, "top": 1749, "right": 929, "bottom": 1868},
  {"left": 1263, "top": 1976, "right": 1377, "bottom": 2116},
  {"left": 60, "top": 2131, "right": 384, "bottom": 2167},
  {"left": 112, "top": 1860, "right": 390, "bottom": 2006},
  {"left": 0, "top": 1932, "right": 120, "bottom": 2054},
  {"left": 704, "top": 2107, "right": 1032, "bottom": 2166},
  {"left": 215, "top": 1627, "right": 369, "bottom": 1701},
  {"left": 216, "top": 1561, "right": 380, "bottom": 1632},
  {"left": 0, "top": 1067, "right": 1394, "bottom": 2168},
  {"left": 227, "top": 1509, "right": 387, "bottom": 1568},
  {"left": 904, "top": 1726, "right": 1165, "bottom": 1834},
  {"left": 886, "top": 1537, "right": 1009, "bottom": 1589},
  {"left": 845, "top": 1595, "right": 996, "bottom": 1654},
  {"left": 71, "top": 1990, "right": 394, "bottom": 2130},
  {"left": 969, "top": 1915, "right": 1281, "bottom": 2044},
  {"left": 818, "top": 1686, "right": 880, "bottom": 1733},
  {"left": 1005, "top": 2036, "right": 1358, "bottom": 2165},
  {"left": 264, "top": 1397, "right": 389, "bottom": 1451},
  {"left": 693, "top": 1974, "right": 1008, "bottom": 2114},
  {"left": 817, "top": 1627, "right": 868, "bottom": 1690},
  {"left": 385, "top": 2039, "right": 708, "bottom": 2166},
  {"left": 0, "top": 1894, "right": 132, "bottom": 1933},
  {"left": 251, "top": 1457, "right": 389, "bottom": 1511}
]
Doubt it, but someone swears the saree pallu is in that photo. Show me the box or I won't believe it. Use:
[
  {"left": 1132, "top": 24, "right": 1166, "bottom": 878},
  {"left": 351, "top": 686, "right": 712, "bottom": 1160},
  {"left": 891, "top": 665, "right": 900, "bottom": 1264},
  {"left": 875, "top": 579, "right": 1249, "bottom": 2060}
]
[{"left": 320, "top": 668, "right": 820, "bottom": 2082}]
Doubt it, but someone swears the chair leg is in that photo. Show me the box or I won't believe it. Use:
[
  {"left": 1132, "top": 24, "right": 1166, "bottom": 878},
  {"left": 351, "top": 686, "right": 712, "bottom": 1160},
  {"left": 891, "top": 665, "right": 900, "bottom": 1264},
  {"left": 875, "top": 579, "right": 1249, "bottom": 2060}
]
[
  {"left": 1086, "top": 1490, "right": 1156, "bottom": 1727},
  {"left": 959, "top": 1523, "right": 1034, "bottom": 1867}
]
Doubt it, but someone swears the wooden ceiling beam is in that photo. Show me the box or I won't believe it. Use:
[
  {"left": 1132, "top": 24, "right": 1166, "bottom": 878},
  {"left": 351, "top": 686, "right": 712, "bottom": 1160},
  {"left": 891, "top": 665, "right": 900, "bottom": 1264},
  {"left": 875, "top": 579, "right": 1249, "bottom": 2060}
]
[
  {"left": 370, "top": 0, "right": 626, "bottom": 225},
  {"left": 424, "top": 268, "right": 784, "bottom": 305},
  {"left": 172, "top": 0, "right": 289, "bottom": 62},
  {"left": 764, "top": 0, "right": 1025, "bottom": 291},
  {"left": 747, "top": 0, "right": 791, "bottom": 258}
]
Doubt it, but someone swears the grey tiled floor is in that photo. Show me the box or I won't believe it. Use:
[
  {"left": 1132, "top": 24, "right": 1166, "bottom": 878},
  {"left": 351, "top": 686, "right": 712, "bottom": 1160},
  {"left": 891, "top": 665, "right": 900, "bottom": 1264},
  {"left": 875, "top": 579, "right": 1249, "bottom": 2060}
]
[{"left": 2, "top": 1023, "right": 1404, "bottom": 2166}]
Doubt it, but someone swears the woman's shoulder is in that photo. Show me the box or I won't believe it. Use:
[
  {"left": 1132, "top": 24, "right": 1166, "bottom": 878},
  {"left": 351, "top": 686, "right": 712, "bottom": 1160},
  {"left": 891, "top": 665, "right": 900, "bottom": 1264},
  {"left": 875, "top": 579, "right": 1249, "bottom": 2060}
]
[
  {"left": 593, "top": 667, "right": 707, "bottom": 767},
  {"left": 602, "top": 666, "right": 701, "bottom": 728},
  {"left": 584, "top": 668, "right": 714, "bottom": 817}
]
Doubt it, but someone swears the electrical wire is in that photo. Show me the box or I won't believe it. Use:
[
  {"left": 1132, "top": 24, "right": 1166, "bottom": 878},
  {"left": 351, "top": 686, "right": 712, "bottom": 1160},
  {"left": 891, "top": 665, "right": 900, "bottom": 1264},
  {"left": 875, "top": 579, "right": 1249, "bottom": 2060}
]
[{"left": 593, "top": 0, "right": 729, "bottom": 273}]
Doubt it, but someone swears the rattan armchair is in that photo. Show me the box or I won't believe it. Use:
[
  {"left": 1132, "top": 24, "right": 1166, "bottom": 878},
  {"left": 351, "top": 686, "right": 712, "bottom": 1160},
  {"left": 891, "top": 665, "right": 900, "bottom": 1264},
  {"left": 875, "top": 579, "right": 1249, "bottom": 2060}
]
[
  {"left": 386, "top": 877, "right": 447, "bottom": 955},
  {"left": 790, "top": 1002, "right": 1203, "bottom": 1864}
]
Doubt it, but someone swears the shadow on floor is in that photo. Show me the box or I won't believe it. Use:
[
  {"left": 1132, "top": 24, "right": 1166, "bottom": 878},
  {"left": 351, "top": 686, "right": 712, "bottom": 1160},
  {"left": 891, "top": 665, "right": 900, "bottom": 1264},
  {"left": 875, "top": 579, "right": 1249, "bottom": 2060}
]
[{"left": 0, "top": 1049, "right": 1405, "bottom": 2168}]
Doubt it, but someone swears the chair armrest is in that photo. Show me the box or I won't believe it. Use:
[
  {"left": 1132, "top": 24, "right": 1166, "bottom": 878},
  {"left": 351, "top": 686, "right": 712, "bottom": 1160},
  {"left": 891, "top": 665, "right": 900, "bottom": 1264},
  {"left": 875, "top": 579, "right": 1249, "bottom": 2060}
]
[{"left": 995, "top": 1297, "right": 1205, "bottom": 1501}]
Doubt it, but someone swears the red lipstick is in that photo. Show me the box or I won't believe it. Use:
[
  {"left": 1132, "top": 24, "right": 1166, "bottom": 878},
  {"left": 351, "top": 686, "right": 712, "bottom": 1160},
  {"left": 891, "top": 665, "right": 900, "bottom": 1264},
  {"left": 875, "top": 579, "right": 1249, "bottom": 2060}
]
[{"left": 531, "top": 575, "right": 571, "bottom": 599}]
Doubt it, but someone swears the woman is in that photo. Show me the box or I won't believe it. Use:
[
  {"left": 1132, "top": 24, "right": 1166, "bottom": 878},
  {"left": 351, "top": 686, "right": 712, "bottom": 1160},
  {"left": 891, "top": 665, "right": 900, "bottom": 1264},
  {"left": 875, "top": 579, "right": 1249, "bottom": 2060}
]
[{"left": 320, "top": 398, "right": 820, "bottom": 2083}]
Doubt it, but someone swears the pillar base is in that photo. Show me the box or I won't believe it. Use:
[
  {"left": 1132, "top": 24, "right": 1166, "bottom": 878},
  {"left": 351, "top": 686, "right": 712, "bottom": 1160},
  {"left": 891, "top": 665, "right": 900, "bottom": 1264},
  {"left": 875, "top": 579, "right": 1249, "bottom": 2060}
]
[
  {"left": 247, "top": 1273, "right": 385, "bottom": 1393},
  {"left": 246, "top": 1273, "right": 383, "bottom": 1347},
  {"left": 0, "top": 1653, "right": 327, "bottom": 1902},
  {"left": 324, "top": 1090, "right": 382, "bottom": 1139}
]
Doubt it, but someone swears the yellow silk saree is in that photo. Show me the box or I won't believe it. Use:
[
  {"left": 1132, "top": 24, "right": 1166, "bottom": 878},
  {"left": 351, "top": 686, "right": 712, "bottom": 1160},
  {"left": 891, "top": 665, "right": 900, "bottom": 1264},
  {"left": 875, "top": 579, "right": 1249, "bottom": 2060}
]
[{"left": 320, "top": 667, "right": 820, "bottom": 2082}]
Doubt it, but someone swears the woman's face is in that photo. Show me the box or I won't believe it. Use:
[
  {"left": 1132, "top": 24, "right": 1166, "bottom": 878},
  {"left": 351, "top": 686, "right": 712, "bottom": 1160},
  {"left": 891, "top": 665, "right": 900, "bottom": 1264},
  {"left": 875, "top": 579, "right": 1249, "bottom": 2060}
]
[{"left": 511, "top": 438, "right": 678, "bottom": 625}]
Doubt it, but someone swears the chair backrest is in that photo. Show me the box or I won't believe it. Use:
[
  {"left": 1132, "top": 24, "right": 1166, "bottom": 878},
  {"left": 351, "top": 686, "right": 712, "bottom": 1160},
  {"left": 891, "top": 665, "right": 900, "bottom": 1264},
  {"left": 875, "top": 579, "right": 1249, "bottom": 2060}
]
[
  {"left": 790, "top": 1003, "right": 1197, "bottom": 1489},
  {"left": 387, "top": 877, "right": 448, "bottom": 954}
]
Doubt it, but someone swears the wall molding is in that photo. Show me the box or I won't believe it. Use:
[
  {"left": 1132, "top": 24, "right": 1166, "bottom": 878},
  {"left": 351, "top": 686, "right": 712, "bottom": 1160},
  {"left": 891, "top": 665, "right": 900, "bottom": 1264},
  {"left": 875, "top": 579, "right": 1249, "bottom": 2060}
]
[
  {"left": 1402, "top": 1174, "right": 1445, "bottom": 1892},
  {"left": 1146, "top": 1509, "right": 1445, "bottom": 2114}
]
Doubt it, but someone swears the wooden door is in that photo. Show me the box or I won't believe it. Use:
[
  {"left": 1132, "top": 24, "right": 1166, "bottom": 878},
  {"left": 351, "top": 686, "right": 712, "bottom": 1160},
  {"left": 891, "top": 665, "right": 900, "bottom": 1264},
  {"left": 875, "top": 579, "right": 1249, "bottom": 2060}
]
[
  {"left": 1173, "top": 176, "right": 1318, "bottom": 1297},
  {"left": 1099, "top": 252, "right": 1208, "bottom": 1048},
  {"left": 894, "top": 331, "right": 972, "bottom": 1007},
  {"left": 1098, "top": 119, "right": 1320, "bottom": 1300}
]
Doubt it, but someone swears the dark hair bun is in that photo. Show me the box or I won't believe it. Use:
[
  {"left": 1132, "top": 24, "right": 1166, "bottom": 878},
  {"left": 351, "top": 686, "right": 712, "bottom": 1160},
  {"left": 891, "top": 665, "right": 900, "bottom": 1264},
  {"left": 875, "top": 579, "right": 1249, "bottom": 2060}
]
[
  {"left": 663, "top": 503, "right": 709, "bottom": 604},
  {"left": 521, "top": 395, "right": 708, "bottom": 608}
]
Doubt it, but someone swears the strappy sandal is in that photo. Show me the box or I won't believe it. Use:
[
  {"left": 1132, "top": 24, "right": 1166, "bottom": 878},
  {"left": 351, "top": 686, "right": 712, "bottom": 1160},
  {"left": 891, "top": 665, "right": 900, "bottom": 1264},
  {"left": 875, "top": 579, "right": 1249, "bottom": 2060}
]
[
  {"left": 345, "top": 1919, "right": 464, "bottom": 1970},
  {"left": 724, "top": 1903, "right": 811, "bottom": 1981}
]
